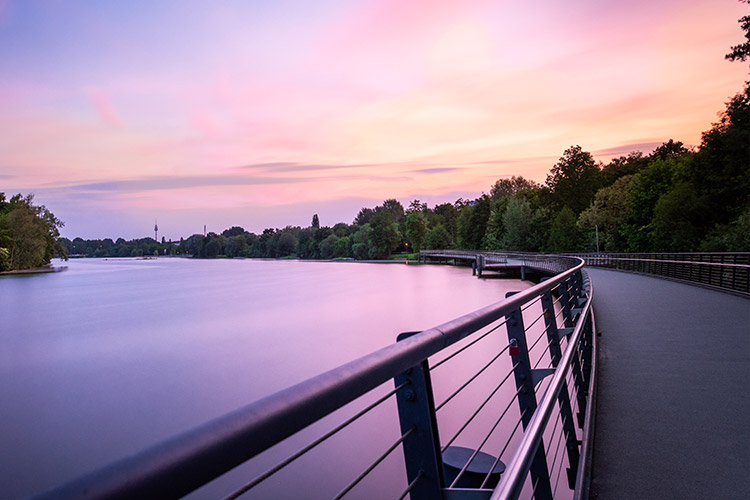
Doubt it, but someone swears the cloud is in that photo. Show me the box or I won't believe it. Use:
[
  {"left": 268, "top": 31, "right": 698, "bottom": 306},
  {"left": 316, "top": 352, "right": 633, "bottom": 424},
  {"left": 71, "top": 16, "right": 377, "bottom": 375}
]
[
  {"left": 70, "top": 174, "right": 313, "bottom": 193},
  {"left": 241, "top": 162, "right": 377, "bottom": 173},
  {"left": 86, "top": 89, "right": 120, "bottom": 126},
  {"left": 593, "top": 141, "right": 664, "bottom": 158},
  {"left": 410, "top": 167, "right": 463, "bottom": 174}
]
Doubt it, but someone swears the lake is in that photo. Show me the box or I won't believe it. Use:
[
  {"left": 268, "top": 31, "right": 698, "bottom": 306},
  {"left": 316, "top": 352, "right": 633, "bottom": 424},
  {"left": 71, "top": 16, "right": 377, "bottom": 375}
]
[{"left": 0, "top": 257, "right": 537, "bottom": 499}]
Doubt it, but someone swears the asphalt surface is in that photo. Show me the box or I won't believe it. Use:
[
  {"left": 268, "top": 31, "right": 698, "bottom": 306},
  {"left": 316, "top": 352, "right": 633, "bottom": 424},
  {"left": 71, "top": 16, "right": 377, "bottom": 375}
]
[{"left": 586, "top": 268, "right": 750, "bottom": 500}]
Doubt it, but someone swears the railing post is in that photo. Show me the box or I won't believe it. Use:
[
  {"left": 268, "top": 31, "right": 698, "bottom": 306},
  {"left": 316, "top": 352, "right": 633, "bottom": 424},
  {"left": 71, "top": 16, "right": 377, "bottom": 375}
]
[
  {"left": 541, "top": 291, "right": 580, "bottom": 488},
  {"left": 394, "top": 332, "right": 444, "bottom": 500},
  {"left": 505, "top": 293, "right": 553, "bottom": 500}
]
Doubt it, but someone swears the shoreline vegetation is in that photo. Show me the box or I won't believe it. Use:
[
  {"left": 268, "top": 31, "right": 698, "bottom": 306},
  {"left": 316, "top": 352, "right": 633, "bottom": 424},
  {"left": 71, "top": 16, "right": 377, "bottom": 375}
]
[{"left": 3, "top": 55, "right": 748, "bottom": 271}]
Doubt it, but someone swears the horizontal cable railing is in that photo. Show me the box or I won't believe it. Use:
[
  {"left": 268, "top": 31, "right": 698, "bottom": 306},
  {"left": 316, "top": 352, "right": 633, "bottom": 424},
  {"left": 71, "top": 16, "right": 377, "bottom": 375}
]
[
  {"left": 570, "top": 252, "right": 750, "bottom": 295},
  {"left": 30, "top": 254, "right": 596, "bottom": 500}
]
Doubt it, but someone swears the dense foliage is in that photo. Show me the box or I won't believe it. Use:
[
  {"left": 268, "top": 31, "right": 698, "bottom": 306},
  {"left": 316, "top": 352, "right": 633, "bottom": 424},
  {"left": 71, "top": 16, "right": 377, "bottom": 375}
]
[{"left": 0, "top": 193, "right": 66, "bottom": 271}]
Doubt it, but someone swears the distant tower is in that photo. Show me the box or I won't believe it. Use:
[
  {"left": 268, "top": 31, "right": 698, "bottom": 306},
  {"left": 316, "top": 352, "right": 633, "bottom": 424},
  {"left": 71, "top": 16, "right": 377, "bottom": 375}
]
[
  {"left": 204, "top": 225, "right": 207, "bottom": 237},
  {"left": 154, "top": 219, "right": 158, "bottom": 241}
]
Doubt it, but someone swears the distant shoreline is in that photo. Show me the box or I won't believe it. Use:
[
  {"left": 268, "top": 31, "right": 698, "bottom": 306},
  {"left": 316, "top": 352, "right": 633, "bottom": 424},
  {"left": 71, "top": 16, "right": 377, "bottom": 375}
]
[{"left": 0, "top": 265, "right": 67, "bottom": 276}]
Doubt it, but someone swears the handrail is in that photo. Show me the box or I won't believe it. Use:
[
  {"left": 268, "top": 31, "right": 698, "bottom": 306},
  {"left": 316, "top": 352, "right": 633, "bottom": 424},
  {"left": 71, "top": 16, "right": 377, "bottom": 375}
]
[
  {"left": 31, "top": 255, "right": 592, "bottom": 500},
  {"left": 570, "top": 252, "right": 750, "bottom": 296},
  {"left": 491, "top": 273, "right": 594, "bottom": 499}
]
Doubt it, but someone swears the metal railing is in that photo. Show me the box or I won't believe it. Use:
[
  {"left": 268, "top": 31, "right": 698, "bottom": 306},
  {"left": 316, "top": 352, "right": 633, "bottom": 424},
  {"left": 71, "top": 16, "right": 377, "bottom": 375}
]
[
  {"left": 30, "top": 255, "right": 596, "bottom": 500},
  {"left": 570, "top": 252, "right": 750, "bottom": 296}
]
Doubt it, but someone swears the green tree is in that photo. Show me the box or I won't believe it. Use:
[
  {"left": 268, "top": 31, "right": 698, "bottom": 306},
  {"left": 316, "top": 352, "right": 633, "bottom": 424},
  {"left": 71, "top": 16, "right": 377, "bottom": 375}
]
[
  {"left": 456, "top": 196, "right": 491, "bottom": 249},
  {"left": 426, "top": 224, "right": 453, "bottom": 249},
  {"left": 225, "top": 234, "right": 247, "bottom": 257},
  {"left": 490, "top": 176, "right": 538, "bottom": 201},
  {"left": 368, "top": 210, "right": 400, "bottom": 259},
  {"left": 405, "top": 212, "right": 428, "bottom": 253},
  {"left": 546, "top": 145, "right": 602, "bottom": 214},
  {"left": 311, "top": 214, "right": 320, "bottom": 229},
  {"left": 277, "top": 231, "right": 298, "bottom": 257},
  {"left": 621, "top": 158, "right": 677, "bottom": 250},
  {"left": 353, "top": 207, "right": 375, "bottom": 225},
  {"left": 319, "top": 234, "right": 338, "bottom": 259},
  {"left": 725, "top": 0, "right": 750, "bottom": 62},
  {"left": 578, "top": 175, "right": 635, "bottom": 252},
  {"left": 0, "top": 193, "right": 65, "bottom": 271},
  {"left": 334, "top": 236, "right": 350, "bottom": 258},
  {"left": 546, "top": 206, "right": 581, "bottom": 252},
  {"left": 500, "top": 196, "right": 535, "bottom": 251},
  {"left": 379, "top": 199, "right": 405, "bottom": 223}
]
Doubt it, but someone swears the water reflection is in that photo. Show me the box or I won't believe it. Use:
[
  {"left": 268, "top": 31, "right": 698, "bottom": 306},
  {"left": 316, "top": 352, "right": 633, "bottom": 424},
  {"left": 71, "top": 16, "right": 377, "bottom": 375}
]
[{"left": 0, "top": 258, "right": 532, "bottom": 499}]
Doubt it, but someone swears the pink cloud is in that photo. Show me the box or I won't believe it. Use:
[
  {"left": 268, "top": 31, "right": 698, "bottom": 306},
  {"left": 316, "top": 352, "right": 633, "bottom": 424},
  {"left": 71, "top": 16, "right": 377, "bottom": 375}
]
[{"left": 86, "top": 89, "right": 120, "bottom": 126}]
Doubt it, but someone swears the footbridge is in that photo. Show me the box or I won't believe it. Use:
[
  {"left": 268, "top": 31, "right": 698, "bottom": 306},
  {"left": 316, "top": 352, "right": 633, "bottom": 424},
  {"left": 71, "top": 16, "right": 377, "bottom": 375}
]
[{"left": 28, "top": 253, "right": 748, "bottom": 500}]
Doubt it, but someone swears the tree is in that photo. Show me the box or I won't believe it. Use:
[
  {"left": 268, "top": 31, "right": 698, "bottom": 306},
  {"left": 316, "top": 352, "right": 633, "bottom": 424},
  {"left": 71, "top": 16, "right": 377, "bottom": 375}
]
[
  {"left": 225, "top": 234, "right": 247, "bottom": 257},
  {"left": 600, "top": 152, "right": 648, "bottom": 185},
  {"left": 405, "top": 212, "right": 428, "bottom": 253},
  {"left": 353, "top": 207, "right": 375, "bottom": 225},
  {"left": 620, "top": 158, "right": 677, "bottom": 251},
  {"left": 500, "top": 196, "right": 534, "bottom": 251},
  {"left": 578, "top": 175, "right": 636, "bottom": 252},
  {"left": 546, "top": 145, "right": 602, "bottom": 214},
  {"left": 490, "top": 176, "right": 538, "bottom": 200},
  {"left": 334, "top": 236, "right": 350, "bottom": 258},
  {"left": 456, "top": 196, "right": 491, "bottom": 249},
  {"left": 725, "top": 1, "right": 750, "bottom": 62},
  {"left": 546, "top": 207, "right": 581, "bottom": 252},
  {"left": 426, "top": 224, "right": 453, "bottom": 249},
  {"left": 368, "top": 210, "right": 400, "bottom": 259},
  {"left": 0, "top": 193, "right": 65, "bottom": 271},
  {"left": 319, "top": 234, "right": 338, "bottom": 259},
  {"left": 277, "top": 231, "right": 298, "bottom": 257},
  {"left": 379, "top": 199, "right": 405, "bottom": 223},
  {"left": 483, "top": 198, "right": 509, "bottom": 250},
  {"left": 222, "top": 226, "right": 246, "bottom": 238},
  {"left": 311, "top": 214, "right": 320, "bottom": 229},
  {"left": 648, "top": 140, "right": 689, "bottom": 161}
]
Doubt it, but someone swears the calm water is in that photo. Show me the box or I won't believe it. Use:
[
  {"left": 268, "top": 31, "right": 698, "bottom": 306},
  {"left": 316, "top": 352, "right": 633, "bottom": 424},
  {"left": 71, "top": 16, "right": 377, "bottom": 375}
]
[{"left": 0, "top": 258, "right": 536, "bottom": 499}]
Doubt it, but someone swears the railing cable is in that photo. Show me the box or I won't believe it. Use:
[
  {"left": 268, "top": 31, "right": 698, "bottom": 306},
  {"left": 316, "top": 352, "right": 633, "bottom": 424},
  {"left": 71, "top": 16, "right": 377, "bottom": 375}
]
[
  {"left": 430, "top": 318, "right": 509, "bottom": 370},
  {"left": 441, "top": 376, "right": 521, "bottom": 453},
  {"left": 435, "top": 345, "right": 511, "bottom": 412},
  {"left": 395, "top": 470, "right": 424, "bottom": 500},
  {"left": 447, "top": 386, "right": 524, "bottom": 487},
  {"left": 331, "top": 426, "right": 416, "bottom": 500},
  {"left": 223, "top": 382, "right": 409, "bottom": 500},
  {"left": 479, "top": 407, "right": 529, "bottom": 489}
]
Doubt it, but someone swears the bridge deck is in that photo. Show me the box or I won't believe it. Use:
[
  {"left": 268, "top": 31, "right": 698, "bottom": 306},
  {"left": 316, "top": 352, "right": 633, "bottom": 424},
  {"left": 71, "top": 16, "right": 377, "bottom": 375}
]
[{"left": 587, "top": 268, "right": 749, "bottom": 499}]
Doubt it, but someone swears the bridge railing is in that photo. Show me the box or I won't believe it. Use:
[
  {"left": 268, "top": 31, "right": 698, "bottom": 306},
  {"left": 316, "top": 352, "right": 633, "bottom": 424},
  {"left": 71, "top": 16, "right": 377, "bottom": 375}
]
[
  {"left": 569, "top": 252, "right": 750, "bottom": 296},
  {"left": 31, "top": 256, "right": 595, "bottom": 500}
]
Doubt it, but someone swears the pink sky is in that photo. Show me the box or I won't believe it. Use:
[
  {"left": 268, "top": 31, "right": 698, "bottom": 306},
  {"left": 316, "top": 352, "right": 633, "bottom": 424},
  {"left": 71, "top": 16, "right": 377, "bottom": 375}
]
[{"left": 0, "top": 0, "right": 747, "bottom": 240}]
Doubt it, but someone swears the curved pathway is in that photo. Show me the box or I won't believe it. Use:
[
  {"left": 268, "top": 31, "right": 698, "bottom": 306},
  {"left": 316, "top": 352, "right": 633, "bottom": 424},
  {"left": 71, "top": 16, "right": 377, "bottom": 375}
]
[{"left": 587, "top": 268, "right": 749, "bottom": 499}]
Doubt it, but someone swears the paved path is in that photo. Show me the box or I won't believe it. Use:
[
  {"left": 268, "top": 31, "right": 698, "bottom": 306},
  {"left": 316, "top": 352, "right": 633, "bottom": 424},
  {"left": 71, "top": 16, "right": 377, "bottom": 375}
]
[{"left": 586, "top": 268, "right": 749, "bottom": 500}]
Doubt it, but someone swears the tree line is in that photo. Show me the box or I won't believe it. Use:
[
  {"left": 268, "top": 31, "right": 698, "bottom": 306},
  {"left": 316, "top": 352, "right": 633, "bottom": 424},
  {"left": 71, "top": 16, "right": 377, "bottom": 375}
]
[{"left": 58, "top": 82, "right": 749, "bottom": 261}]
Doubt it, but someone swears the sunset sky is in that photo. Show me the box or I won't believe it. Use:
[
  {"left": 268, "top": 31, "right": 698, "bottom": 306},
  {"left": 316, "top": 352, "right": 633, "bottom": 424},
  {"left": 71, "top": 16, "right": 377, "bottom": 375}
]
[{"left": 1, "top": 0, "right": 747, "bottom": 240}]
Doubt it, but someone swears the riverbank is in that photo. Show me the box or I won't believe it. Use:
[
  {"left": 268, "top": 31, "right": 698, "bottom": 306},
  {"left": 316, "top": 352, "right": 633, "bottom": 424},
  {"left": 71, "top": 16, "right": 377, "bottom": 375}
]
[{"left": 0, "top": 265, "right": 67, "bottom": 276}]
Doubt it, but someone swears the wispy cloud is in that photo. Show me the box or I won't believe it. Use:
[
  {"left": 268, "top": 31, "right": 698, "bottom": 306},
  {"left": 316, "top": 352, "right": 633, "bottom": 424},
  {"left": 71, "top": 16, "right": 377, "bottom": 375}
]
[
  {"left": 71, "top": 175, "right": 315, "bottom": 193},
  {"left": 593, "top": 142, "right": 664, "bottom": 158},
  {"left": 410, "top": 167, "right": 463, "bottom": 174},
  {"left": 241, "top": 162, "right": 376, "bottom": 173}
]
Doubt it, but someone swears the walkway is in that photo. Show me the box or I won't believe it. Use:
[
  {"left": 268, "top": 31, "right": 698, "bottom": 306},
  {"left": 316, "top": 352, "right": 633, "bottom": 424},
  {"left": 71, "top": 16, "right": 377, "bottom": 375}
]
[{"left": 587, "top": 268, "right": 750, "bottom": 499}]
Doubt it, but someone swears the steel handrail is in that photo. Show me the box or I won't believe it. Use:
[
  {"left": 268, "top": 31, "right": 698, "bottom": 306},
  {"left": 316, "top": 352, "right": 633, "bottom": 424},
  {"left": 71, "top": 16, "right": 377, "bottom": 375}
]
[
  {"left": 491, "top": 271, "right": 594, "bottom": 500},
  {"left": 31, "top": 258, "right": 585, "bottom": 500}
]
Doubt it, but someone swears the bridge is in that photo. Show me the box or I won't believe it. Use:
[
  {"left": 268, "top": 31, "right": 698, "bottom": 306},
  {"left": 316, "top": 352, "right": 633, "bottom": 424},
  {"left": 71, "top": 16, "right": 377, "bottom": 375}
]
[{"left": 28, "top": 252, "right": 749, "bottom": 500}]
